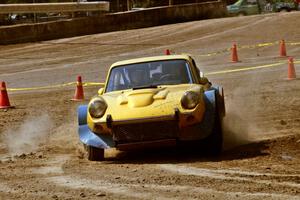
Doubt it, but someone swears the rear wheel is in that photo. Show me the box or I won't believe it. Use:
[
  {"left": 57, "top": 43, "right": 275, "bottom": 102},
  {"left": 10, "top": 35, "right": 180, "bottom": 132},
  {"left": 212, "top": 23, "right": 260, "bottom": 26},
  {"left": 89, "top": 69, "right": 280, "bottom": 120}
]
[{"left": 85, "top": 145, "right": 104, "bottom": 161}]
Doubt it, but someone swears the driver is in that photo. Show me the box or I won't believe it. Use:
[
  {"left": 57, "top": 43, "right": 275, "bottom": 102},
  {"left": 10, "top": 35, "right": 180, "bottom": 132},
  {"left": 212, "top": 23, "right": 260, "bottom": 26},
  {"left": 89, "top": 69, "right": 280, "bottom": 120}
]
[
  {"left": 162, "top": 62, "right": 187, "bottom": 83},
  {"left": 128, "top": 67, "right": 149, "bottom": 87}
]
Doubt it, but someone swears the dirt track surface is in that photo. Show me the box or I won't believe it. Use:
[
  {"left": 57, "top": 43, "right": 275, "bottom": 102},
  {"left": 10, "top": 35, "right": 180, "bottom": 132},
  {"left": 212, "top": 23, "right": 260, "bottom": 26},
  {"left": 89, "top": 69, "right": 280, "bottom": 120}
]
[{"left": 0, "top": 12, "right": 300, "bottom": 199}]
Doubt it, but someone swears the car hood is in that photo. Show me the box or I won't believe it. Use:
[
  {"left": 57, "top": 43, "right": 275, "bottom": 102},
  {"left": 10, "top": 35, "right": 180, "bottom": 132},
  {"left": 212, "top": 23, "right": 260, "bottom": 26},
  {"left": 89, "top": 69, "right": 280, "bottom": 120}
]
[{"left": 92, "top": 84, "right": 204, "bottom": 123}]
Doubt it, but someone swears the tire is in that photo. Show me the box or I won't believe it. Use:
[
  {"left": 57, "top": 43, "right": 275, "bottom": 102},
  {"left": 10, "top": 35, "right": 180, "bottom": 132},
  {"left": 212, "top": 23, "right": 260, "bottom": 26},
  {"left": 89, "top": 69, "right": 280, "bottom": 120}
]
[
  {"left": 216, "top": 86, "right": 226, "bottom": 117},
  {"left": 208, "top": 111, "right": 223, "bottom": 156},
  {"left": 237, "top": 12, "right": 246, "bottom": 16},
  {"left": 86, "top": 145, "right": 104, "bottom": 161},
  {"left": 204, "top": 91, "right": 223, "bottom": 156},
  {"left": 279, "top": 8, "right": 289, "bottom": 12}
]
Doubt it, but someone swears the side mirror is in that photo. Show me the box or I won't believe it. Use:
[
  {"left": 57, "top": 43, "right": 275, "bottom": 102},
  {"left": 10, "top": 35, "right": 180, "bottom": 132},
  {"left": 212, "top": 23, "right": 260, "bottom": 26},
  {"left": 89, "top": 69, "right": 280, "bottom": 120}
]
[
  {"left": 199, "top": 72, "right": 209, "bottom": 84},
  {"left": 98, "top": 88, "right": 104, "bottom": 95},
  {"left": 200, "top": 71, "right": 204, "bottom": 78},
  {"left": 199, "top": 76, "right": 210, "bottom": 85}
]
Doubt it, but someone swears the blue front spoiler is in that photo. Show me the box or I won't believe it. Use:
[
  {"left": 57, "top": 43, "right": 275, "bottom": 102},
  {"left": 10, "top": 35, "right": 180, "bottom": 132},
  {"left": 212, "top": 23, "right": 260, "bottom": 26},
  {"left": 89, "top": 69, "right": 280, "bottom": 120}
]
[{"left": 78, "top": 105, "right": 114, "bottom": 149}]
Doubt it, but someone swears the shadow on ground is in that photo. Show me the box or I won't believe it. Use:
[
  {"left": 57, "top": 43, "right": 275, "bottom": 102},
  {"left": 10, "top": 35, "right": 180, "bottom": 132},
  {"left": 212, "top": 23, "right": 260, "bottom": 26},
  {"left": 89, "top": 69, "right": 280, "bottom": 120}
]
[{"left": 102, "top": 140, "right": 270, "bottom": 164}]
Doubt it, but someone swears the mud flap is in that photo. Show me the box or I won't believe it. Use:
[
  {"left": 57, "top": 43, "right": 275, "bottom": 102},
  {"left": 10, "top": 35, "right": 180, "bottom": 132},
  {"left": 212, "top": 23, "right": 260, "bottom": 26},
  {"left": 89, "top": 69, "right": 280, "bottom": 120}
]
[{"left": 77, "top": 105, "right": 114, "bottom": 149}]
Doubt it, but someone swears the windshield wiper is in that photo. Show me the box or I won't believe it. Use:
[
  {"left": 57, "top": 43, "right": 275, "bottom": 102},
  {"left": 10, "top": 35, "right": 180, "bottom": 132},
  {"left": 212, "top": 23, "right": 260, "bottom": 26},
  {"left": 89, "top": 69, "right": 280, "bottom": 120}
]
[{"left": 132, "top": 85, "right": 158, "bottom": 90}]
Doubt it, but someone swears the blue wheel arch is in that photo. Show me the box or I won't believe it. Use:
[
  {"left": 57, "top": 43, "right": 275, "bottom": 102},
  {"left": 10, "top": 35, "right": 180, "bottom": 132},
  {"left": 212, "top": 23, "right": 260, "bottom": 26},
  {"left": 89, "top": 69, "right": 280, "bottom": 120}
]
[
  {"left": 191, "top": 89, "right": 217, "bottom": 139},
  {"left": 77, "top": 105, "right": 114, "bottom": 149}
]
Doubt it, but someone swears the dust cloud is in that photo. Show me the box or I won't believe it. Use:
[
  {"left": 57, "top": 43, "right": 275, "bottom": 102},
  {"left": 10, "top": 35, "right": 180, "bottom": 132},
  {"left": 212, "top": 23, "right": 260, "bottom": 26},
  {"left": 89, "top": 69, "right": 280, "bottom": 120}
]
[
  {"left": 1, "top": 114, "right": 53, "bottom": 156},
  {"left": 222, "top": 85, "right": 261, "bottom": 150},
  {"left": 48, "top": 122, "right": 78, "bottom": 152}
]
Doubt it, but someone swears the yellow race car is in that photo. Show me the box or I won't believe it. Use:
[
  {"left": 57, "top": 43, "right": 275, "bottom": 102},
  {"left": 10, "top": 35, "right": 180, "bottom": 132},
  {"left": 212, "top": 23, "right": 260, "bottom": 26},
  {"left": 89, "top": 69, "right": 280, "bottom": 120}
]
[{"left": 78, "top": 54, "right": 225, "bottom": 161}]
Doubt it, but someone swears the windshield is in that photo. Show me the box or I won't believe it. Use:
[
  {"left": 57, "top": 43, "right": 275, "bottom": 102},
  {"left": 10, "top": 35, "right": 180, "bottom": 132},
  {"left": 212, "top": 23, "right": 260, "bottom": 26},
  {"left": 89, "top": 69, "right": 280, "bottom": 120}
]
[
  {"left": 105, "top": 59, "right": 193, "bottom": 92},
  {"left": 233, "top": 0, "right": 244, "bottom": 6}
]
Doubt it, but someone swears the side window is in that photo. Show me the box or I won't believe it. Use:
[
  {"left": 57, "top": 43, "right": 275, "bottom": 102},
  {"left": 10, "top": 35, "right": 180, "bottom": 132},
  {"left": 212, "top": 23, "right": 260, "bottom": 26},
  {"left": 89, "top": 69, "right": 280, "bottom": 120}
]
[
  {"left": 249, "top": 0, "right": 258, "bottom": 4},
  {"left": 244, "top": 0, "right": 257, "bottom": 5}
]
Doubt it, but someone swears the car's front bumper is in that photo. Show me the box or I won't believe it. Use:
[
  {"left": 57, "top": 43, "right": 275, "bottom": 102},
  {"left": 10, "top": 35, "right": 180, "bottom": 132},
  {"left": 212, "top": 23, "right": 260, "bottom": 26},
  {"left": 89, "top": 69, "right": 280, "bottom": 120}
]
[{"left": 78, "top": 89, "right": 218, "bottom": 150}]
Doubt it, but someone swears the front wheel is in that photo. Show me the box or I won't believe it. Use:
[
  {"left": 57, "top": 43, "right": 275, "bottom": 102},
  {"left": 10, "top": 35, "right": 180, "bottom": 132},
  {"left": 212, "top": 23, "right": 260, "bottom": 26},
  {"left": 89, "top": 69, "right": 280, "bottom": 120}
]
[
  {"left": 208, "top": 112, "right": 223, "bottom": 156},
  {"left": 85, "top": 145, "right": 105, "bottom": 161},
  {"left": 279, "top": 8, "right": 289, "bottom": 12},
  {"left": 237, "top": 12, "right": 246, "bottom": 16},
  {"left": 203, "top": 90, "right": 223, "bottom": 156}
]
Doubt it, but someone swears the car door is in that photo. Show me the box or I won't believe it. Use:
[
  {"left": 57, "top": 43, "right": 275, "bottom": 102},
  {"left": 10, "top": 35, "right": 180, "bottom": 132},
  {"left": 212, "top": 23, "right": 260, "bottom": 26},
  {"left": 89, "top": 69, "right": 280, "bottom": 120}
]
[{"left": 240, "top": 0, "right": 260, "bottom": 14}]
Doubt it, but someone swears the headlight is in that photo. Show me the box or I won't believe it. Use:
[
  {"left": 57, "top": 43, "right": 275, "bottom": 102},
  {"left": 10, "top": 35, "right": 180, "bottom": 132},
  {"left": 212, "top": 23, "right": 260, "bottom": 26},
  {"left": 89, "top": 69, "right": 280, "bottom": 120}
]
[
  {"left": 89, "top": 97, "right": 107, "bottom": 118},
  {"left": 181, "top": 91, "right": 200, "bottom": 109}
]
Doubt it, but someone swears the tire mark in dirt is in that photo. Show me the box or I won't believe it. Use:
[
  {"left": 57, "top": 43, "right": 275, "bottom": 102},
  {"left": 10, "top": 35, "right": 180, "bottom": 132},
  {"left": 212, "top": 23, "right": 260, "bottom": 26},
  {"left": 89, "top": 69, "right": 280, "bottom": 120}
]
[
  {"left": 151, "top": 16, "right": 272, "bottom": 52},
  {"left": 0, "top": 182, "right": 14, "bottom": 194},
  {"left": 30, "top": 155, "right": 300, "bottom": 199},
  {"left": 159, "top": 164, "right": 300, "bottom": 189},
  {"left": 27, "top": 155, "right": 297, "bottom": 199},
  {"left": 0, "top": 36, "right": 89, "bottom": 57},
  {"left": 46, "top": 175, "right": 160, "bottom": 199},
  {"left": 45, "top": 175, "right": 300, "bottom": 200},
  {"left": 195, "top": 167, "right": 299, "bottom": 178},
  {"left": 0, "top": 181, "right": 76, "bottom": 199},
  {"left": 31, "top": 155, "right": 159, "bottom": 199},
  {"left": 30, "top": 155, "right": 68, "bottom": 175}
]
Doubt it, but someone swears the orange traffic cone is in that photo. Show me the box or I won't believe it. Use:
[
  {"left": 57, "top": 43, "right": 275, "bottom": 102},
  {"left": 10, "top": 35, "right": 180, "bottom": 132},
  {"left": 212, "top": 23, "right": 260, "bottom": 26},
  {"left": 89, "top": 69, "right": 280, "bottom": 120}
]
[
  {"left": 0, "top": 81, "right": 14, "bottom": 109},
  {"left": 165, "top": 49, "right": 171, "bottom": 55},
  {"left": 280, "top": 39, "right": 287, "bottom": 57},
  {"left": 287, "top": 57, "right": 296, "bottom": 80},
  {"left": 71, "top": 76, "right": 84, "bottom": 101},
  {"left": 231, "top": 43, "right": 239, "bottom": 62}
]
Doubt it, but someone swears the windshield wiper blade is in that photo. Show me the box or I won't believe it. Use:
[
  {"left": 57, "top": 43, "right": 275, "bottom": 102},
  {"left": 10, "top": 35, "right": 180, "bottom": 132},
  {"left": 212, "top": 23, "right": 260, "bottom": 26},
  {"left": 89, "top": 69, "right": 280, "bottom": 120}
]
[{"left": 132, "top": 85, "right": 158, "bottom": 90}]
